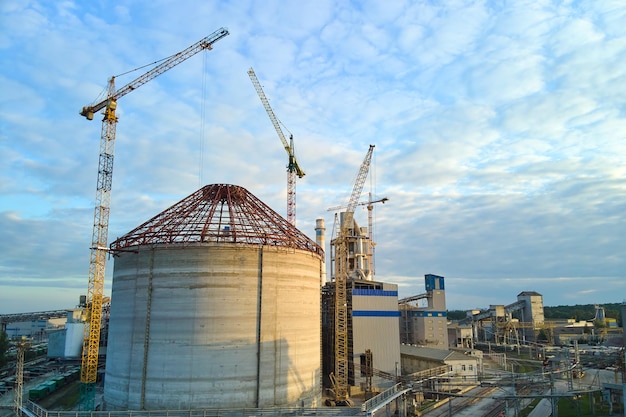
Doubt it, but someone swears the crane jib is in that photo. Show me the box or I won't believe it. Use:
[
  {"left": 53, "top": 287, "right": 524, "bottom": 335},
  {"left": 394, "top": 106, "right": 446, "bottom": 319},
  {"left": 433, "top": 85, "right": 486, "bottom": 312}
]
[{"left": 80, "top": 27, "right": 229, "bottom": 119}]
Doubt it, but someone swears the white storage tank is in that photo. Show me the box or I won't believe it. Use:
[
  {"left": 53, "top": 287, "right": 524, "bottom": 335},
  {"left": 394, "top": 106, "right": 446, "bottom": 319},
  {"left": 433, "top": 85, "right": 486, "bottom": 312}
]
[{"left": 104, "top": 184, "right": 323, "bottom": 410}]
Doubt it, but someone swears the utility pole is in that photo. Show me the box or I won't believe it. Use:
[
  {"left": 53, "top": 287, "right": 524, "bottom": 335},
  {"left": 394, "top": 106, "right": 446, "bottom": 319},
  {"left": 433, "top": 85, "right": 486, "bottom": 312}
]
[
  {"left": 550, "top": 371, "right": 558, "bottom": 417},
  {"left": 14, "top": 337, "right": 30, "bottom": 417}
]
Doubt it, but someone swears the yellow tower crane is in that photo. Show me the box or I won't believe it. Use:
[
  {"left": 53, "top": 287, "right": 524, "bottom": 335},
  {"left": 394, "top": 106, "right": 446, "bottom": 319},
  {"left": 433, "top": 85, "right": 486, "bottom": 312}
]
[
  {"left": 328, "top": 144, "right": 375, "bottom": 406},
  {"left": 248, "top": 67, "right": 305, "bottom": 226},
  {"left": 78, "top": 27, "right": 229, "bottom": 409}
]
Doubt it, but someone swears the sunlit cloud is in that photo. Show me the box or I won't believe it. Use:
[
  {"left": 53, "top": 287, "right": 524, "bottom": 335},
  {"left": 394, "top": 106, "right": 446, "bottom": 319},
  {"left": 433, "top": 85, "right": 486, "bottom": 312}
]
[{"left": 1, "top": 0, "right": 625, "bottom": 313}]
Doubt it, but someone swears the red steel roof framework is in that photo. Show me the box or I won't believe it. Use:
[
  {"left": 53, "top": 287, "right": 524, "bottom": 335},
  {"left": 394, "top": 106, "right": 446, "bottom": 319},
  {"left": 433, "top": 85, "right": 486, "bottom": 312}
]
[{"left": 110, "top": 184, "right": 323, "bottom": 256}]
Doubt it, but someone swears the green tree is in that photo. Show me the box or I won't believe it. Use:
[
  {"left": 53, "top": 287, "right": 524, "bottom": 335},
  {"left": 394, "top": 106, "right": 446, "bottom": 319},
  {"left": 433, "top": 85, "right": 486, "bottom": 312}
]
[
  {"left": 0, "top": 331, "right": 9, "bottom": 367},
  {"left": 594, "top": 319, "right": 607, "bottom": 329},
  {"left": 537, "top": 329, "right": 549, "bottom": 343},
  {"left": 447, "top": 310, "right": 467, "bottom": 321}
]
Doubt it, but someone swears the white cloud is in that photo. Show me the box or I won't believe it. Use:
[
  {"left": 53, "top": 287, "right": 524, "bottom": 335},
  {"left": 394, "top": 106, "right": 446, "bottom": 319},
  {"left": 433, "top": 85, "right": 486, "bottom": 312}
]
[{"left": 1, "top": 0, "right": 625, "bottom": 313}]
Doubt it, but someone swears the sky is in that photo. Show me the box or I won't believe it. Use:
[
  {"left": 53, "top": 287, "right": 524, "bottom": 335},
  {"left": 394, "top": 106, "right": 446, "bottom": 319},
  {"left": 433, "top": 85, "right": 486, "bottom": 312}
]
[{"left": 1, "top": 0, "right": 625, "bottom": 314}]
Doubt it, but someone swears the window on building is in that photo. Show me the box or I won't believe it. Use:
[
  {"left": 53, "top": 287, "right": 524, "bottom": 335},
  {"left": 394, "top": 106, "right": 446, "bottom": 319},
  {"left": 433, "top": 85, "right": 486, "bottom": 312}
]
[
  {"left": 461, "top": 365, "right": 466, "bottom": 371},
  {"left": 469, "top": 364, "right": 473, "bottom": 371}
]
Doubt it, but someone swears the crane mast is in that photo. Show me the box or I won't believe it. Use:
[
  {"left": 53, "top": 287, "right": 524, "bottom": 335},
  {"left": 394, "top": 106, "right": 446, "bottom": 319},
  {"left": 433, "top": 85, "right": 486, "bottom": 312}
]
[
  {"left": 248, "top": 67, "right": 304, "bottom": 226},
  {"left": 330, "top": 144, "right": 375, "bottom": 406},
  {"left": 79, "top": 27, "right": 229, "bottom": 409},
  {"left": 364, "top": 193, "right": 388, "bottom": 279}
]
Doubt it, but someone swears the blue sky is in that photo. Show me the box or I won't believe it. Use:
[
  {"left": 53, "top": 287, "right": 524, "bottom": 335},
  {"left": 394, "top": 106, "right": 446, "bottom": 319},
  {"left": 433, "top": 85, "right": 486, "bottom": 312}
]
[{"left": 1, "top": 0, "right": 625, "bottom": 314}]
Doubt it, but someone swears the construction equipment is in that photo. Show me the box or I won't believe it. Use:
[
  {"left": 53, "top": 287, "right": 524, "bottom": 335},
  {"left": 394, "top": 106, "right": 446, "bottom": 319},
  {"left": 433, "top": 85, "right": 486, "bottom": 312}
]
[
  {"left": 78, "top": 27, "right": 229, "bottom": 409},
  {"left": 363, "top": 193, "right": 388, "bottom": 278},
  {"left": 328, "top": 193, "right": 388, "bottom": 279},
  {"left": 328, "top": 144, "right": 375, "bottom": 406},
  {"left": 248, "top": 67, "right": 305, "bottom": 226},
  {"left": 14, "top": 337, "right": 31, "bottom": 416}
]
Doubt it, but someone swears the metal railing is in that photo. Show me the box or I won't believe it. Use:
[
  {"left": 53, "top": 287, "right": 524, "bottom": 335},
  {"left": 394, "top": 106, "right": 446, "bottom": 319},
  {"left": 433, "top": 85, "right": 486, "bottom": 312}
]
[
  {"left": 24, "top": 402, "right": 363, "bottom": 417},
  {"left": 361, "top": 383, "right": 408, "bottom": 415}
]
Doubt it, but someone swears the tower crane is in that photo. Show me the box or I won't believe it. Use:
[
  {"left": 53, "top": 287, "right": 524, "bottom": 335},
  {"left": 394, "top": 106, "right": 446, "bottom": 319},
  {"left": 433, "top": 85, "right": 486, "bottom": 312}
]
[
  {"left": 327, "top": 193, "right": 388, "bottom": 280},
  {"left": 248, "top": 67, "right": 304, "bottom": 226},
  {"left": 78, "top": 27, "right": 229, "bottom": 408},
  {"left": 328, "top": 144, "right": 375, "bottom": 406}
]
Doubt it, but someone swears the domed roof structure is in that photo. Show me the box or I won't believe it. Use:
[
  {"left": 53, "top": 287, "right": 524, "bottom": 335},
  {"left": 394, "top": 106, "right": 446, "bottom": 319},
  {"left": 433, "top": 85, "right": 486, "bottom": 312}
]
[
  {"left": 110, "top": 183, "right": 322, "bottom": 255},
  {"left": 105, "top": 183, "right": 324, "bottom": 409}
]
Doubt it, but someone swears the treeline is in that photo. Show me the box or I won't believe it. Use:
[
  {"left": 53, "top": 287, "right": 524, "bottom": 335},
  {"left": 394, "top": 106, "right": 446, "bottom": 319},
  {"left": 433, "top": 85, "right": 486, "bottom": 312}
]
[
  {"left": 543, "top": 303, "right": 623, "bottom": 326},
  {"left": 447, "top": 303, "right": 624, "bottom": 327},
  {"left": 0, "top": 331, "right": 8, "bottom": 367}
]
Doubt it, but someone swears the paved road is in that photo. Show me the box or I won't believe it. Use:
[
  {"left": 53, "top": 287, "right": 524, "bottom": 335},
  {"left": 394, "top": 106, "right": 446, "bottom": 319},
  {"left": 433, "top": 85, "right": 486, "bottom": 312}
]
[
  {"left": 443, "top": 396, "right": 502, "bottom": 417},
  {"left": 576, "top": 368, "right": 620, "bottom": 389},
  {"left": 527, "top": 397, "right": 552, "bottom": 417},
  {"left": 445, "top": 385, "right": 543, "bottom": 417},
  {"left": 421, "top": 367, "right": 620, "bottom": 417}
]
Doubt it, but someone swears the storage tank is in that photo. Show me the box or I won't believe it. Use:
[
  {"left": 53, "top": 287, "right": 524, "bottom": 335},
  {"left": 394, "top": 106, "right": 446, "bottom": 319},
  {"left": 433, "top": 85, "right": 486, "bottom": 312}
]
[{"left": 104, "top": 184, "right": 323, "bottom": 410}]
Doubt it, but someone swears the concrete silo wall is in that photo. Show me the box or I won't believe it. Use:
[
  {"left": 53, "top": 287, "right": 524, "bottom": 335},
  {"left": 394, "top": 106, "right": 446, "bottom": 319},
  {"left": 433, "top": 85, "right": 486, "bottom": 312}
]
[{"left": 104, "top": 243, "right": 322, "bottom": 410}]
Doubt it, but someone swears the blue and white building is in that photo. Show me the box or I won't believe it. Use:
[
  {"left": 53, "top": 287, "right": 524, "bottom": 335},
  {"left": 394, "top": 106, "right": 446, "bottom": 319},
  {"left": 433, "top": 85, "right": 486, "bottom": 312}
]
[
  {"left": 399, "top": 274, "right": 449, "bottom": 349},
  {"left": 321, "top": 214, "right": 401, "bottom": 395}
]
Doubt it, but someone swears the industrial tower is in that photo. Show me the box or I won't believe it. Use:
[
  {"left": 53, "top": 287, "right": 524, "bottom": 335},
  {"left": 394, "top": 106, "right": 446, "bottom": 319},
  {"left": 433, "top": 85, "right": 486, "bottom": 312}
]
[
  {"left": 322, "top": 146, "right": 400, "bottom": 399},
  {"left": 326, "top": 145, "right": 375, "bottom": 406},
  {"left": 327, "top": 193, "right": 388, "bottom": 280},
  {"left": 78, "top": 28, "right": 229, "bottom": 408}
]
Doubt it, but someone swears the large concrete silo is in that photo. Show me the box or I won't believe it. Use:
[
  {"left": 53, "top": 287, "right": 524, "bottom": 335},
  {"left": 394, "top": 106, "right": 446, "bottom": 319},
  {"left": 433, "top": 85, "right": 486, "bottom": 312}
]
[{"left": 104, "top": 184, "right": 323, "bottom": 410}]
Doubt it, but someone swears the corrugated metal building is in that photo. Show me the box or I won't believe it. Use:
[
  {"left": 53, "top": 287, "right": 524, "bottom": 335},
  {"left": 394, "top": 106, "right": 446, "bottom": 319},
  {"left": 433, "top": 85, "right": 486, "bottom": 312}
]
[{"left": 322, "top": 279, "right": 401, "bottom": 395}]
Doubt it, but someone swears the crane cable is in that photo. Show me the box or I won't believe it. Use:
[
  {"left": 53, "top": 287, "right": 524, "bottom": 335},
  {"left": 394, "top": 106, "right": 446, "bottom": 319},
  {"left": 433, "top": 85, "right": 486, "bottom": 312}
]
[
  {"left": 90, "top": 49, "right": 212, "bottom": 186},
  {"left": 90, "top": 55, "right": 172, "bottom": 106},
  {"left": 199, "top": 51, "right": 209, "bottom": 187},
  {"left": 90, "top": 50, "right": 211, "bottom": 187},
  {"left": 115, "top": 55, "right": 170, "bottom": 78}
]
